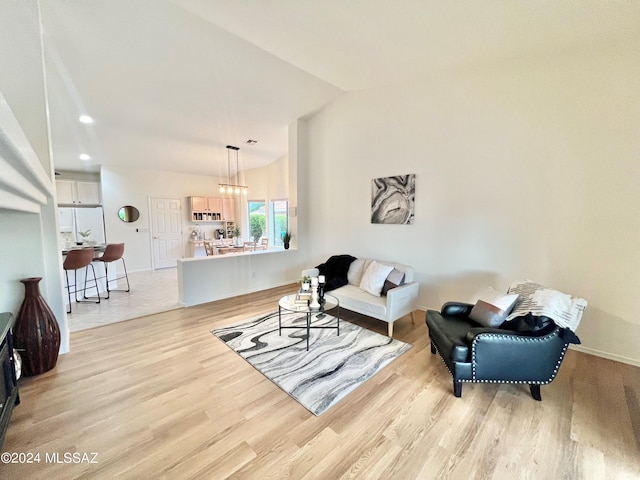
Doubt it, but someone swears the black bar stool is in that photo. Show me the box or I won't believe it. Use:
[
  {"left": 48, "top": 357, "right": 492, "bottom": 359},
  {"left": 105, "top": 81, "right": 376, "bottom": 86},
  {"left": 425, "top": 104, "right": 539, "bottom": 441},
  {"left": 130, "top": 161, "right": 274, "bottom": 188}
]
[
  {"left": 63, "top": 248, "right": 100, "bottom": 313},
  {"left": 93, "top": 243, "right": 130, "bottom": 299}
]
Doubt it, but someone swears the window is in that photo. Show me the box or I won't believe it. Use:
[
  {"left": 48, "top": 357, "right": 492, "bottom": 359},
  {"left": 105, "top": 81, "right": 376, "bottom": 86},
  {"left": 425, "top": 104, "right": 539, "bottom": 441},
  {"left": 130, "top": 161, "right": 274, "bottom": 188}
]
[
  {"left": 270, "top": 199, "right": 288, "bottom": 246},
  {"left": 248, "top": 200, "right": 266, "bottom": 241}
]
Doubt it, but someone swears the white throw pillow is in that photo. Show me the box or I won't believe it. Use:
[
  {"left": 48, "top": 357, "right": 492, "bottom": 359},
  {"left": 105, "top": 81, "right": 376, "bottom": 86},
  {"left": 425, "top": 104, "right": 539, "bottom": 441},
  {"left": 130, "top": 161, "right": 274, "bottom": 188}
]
[
  {"left": 359, "top": 261, "right": 394, "bottom": 297},
  {"left": 347, "top": 258, "right": 366, "bottom": 285},
  {"left": 469, "top": 287, "right": 519, "bottom": 328}
]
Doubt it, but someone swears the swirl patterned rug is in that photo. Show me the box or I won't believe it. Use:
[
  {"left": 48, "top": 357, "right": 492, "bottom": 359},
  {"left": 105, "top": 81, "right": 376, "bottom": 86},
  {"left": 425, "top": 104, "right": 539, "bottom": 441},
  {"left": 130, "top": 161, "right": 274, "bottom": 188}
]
[{"left": 212, "top": 311, "right": 411, "bottom": 416}]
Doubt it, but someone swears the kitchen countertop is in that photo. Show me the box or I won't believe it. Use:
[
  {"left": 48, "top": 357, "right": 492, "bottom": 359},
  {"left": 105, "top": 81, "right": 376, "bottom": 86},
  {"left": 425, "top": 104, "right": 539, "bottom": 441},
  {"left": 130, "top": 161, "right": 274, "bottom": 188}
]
[{"left": 61, "top": 244, "right": 106, "bottom": 255}]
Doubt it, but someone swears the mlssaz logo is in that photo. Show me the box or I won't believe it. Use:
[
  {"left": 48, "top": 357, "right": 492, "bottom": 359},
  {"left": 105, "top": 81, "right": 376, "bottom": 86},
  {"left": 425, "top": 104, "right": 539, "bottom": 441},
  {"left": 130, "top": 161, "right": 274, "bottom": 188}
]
[{"left": 45, "top": 452, "right": 99, "bottom": 464}]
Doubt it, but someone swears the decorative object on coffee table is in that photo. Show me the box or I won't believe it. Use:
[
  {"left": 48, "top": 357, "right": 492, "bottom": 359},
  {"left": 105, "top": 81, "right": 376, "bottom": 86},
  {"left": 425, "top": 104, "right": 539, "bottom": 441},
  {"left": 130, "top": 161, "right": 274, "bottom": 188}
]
[
  {"left": 309, "top": 276, "right": 320, "bottom": 310},
  {"left": 318, "top": 275, "right": 326, "bottom": 312},
  {"left": 14, "top": 277, "right": 61, "bottom": 376}
]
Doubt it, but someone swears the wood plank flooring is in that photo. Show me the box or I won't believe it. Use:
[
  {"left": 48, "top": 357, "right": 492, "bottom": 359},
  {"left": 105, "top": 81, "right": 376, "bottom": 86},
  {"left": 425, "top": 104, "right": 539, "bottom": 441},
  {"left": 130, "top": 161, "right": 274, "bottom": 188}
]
[{"left": 2, "top": 284, "right": 639, "bottom": 479}]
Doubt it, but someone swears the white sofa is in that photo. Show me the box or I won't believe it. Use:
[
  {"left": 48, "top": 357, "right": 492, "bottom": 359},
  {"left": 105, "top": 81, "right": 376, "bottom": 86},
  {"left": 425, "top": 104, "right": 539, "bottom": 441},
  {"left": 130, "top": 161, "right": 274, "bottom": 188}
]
[{"left": 303, "top": 257, "right": 419, "bottom": 337}]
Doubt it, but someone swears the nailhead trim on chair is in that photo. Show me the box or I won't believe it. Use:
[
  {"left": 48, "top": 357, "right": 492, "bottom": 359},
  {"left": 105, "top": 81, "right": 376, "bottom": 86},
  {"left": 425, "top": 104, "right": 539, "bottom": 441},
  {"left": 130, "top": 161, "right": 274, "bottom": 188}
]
[
  {"left": 431, "top": 333, "right": 571, "bottom": 389},
  {"left": 470, "top": 330, "right": 570, "bottom": 384},
  {"left": 431, "top": 342, "right": 456, "bottom": 377}
]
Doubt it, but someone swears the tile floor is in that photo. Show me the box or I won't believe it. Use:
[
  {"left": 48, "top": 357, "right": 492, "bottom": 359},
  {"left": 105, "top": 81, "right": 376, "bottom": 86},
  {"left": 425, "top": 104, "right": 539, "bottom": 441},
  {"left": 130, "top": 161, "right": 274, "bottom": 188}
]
[{"left": 66, "top": 267, "right": 180, "bottom": 332}]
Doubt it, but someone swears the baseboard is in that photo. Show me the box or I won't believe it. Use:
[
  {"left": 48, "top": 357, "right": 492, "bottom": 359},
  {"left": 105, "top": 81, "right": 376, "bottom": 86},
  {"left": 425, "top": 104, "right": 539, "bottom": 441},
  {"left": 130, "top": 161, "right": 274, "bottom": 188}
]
[{"left": 570, "top": 344, "right": 640, "bottom": 367}]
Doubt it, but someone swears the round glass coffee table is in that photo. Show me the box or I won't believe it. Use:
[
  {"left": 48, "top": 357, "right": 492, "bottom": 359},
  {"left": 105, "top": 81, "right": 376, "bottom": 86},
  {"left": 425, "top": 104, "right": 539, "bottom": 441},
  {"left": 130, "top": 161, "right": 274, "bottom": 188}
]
[{"left": 278, "top": 294, "right": 340, "bottom": 351}]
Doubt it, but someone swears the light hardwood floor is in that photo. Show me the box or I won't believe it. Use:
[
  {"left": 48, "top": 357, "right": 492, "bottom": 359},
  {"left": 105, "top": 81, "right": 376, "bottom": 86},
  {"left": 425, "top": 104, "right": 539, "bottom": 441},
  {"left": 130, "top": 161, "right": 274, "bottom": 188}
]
[{"left": 3, "top": 284, "right": 639, "bottom": 479}]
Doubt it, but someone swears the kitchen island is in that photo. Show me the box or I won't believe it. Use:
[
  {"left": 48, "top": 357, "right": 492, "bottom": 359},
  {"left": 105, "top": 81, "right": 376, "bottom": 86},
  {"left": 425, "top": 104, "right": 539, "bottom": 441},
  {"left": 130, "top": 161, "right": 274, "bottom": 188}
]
[{"left": 177, "top": 247, "right": 303, "bottom": 307}]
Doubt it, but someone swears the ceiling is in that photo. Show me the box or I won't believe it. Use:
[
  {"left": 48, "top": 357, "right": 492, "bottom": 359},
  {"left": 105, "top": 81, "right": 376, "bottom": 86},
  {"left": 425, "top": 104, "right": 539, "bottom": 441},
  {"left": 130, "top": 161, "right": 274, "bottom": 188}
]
[{"left": 27, "top": 1, "right": 640, "bottom": 175}]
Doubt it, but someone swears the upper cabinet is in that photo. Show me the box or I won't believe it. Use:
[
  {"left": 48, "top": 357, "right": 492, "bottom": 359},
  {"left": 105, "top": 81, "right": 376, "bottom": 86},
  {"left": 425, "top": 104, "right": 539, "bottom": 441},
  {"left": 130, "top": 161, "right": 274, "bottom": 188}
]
[
  {"left": 190, "top": 196, "right": 222, "bottom": 222},
  {"left": 191, "top": 196, "right": 222, "bottom": 212},
  {"left": 56, "top": 180, "right": 101, "bottom": 206},
  {"left": 189, "top": 196, "right": 235, "bottom": 222},
  {"left": 222, "top": 198, "right": 235, "bottom": 222}
]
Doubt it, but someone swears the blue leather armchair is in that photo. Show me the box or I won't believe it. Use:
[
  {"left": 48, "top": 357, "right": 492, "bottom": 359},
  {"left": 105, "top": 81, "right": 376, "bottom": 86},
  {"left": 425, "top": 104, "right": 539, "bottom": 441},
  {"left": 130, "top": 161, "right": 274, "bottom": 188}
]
[{"left": 426, "top": 302, "right": 579, "bottom": 400}]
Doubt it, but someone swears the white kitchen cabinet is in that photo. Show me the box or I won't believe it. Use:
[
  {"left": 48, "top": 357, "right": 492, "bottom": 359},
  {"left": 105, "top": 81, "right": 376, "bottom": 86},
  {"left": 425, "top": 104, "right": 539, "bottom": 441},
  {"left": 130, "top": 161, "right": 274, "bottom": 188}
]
[
  {"left": 56, "top": 180, "right": 75, "bottom": 204},
  {"left": 56, "top": 180, "right": 101, "bottom": 205},
  {"left": 76, "top": 181, "right": 101, "bottom": 204}
]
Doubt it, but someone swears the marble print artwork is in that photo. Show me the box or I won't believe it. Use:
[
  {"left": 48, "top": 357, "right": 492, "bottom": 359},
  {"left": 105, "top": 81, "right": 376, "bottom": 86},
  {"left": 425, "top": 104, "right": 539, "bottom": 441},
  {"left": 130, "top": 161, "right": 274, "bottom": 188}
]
[
  {"left": 212, "top": 311, "right": 411, "bottom": 416},
  {"left": 371, "top": 174, "right": 416, "bottom": 224}
]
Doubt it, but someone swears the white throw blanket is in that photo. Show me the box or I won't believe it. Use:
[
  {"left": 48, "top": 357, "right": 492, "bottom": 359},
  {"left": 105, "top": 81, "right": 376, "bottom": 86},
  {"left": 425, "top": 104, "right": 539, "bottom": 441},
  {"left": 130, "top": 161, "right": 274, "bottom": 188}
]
[{"left": 506, "top": 280, "right": 587, "bottom": 332}]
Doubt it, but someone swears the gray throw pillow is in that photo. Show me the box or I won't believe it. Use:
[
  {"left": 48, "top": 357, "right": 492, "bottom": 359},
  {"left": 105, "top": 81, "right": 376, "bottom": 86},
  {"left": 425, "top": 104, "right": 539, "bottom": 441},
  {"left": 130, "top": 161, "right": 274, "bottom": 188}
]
[
  {"left": 469, "top": 287, "right": 519, "bottom": 328},
  {"left": 381, "top": 268, "right": 406, "bottom": 295}
]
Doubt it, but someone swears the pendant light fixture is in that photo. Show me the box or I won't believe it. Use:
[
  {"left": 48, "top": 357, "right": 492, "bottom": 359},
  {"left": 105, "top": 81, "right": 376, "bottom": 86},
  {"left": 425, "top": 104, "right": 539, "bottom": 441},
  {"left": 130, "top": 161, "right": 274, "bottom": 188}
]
[{"left": 219, "top": 145, "right": 248, "bottom": 195}]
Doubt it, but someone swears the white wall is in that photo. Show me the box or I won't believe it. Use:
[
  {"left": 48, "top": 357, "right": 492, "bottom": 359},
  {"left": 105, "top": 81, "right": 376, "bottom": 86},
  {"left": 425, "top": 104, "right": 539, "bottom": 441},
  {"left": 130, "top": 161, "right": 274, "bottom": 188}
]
[
  {"left": 0, "top": 211, "right": 48, "bottom": 312},
  {"left": 240, "top": 154, "right": 289, "bottom": 240},
  {"left": 0, "top": 0, "right": 69, "bottom": 353},
  {"left": 304, "top": 41, "right": 640, "bottom": 365},
  {"left": 243, "top": 154, "right": 289, "bottom": 200}
]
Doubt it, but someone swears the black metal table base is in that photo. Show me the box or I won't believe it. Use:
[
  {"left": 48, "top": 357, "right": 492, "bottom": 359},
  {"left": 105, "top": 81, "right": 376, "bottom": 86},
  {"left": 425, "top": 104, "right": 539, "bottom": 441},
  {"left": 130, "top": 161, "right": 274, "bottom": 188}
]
[{"left": 278, "top": 305, "right": 340, "bottom": 351}]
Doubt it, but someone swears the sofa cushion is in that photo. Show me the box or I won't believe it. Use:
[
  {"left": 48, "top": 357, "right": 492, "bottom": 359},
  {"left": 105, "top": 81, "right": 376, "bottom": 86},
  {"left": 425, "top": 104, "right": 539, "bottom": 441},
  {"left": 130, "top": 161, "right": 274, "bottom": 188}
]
[
  {"left": 381, "top": 268, "right": 406, "bottom": 295},
  {"left": 330, "top": 284, "right": 387, "bottom": 319},
  {"left": 347, "top": 258, "right": 368, "bottom": 286},
  {"left": 316, "top": 255, "right": 357, "bottom": 291},
  {"left": 346, "top": 258, "right": 414, "bottom": 286},
  {"left": 426, "top": 310, "right": 473, "bottom": 363},
  {"left": 469, "top": 287, "right": 518, "bottom": 328},
  {"left": 359, "top": 261, "right": 394, "bottom": 297}
]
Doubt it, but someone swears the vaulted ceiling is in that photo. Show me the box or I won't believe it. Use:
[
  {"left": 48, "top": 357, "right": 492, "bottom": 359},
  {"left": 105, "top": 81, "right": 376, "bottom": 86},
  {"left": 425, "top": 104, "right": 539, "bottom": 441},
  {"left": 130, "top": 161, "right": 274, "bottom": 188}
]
[{"left": 5, "top": 1, "right": 639, "bottom": 175}]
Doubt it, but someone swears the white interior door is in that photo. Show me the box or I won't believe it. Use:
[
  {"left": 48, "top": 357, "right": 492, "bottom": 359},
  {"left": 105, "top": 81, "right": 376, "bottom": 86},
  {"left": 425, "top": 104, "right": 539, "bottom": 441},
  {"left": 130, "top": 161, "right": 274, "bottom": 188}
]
[{"left": 150, "top": 197, "right": 183, "bottom": 269}]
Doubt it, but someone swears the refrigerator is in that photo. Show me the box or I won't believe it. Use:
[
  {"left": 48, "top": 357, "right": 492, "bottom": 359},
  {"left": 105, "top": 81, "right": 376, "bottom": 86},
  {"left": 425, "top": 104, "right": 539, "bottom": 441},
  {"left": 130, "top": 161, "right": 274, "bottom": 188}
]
[{"left": 58, "top": 207, "right": 106, "bottom": 246}]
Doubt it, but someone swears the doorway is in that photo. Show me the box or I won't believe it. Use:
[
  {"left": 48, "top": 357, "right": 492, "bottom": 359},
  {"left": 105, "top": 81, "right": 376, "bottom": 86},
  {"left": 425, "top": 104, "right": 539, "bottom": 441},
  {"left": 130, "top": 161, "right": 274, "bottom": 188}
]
[{"left": 150, "top": 197, "right": 183, "bottom": 269}]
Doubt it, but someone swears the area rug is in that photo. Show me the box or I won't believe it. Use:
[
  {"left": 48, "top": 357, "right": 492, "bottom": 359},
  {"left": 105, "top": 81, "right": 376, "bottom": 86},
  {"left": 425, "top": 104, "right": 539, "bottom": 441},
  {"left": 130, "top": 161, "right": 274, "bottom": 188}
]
[{"left": 211, "top": 311, "right": 411, "bottom": 416}]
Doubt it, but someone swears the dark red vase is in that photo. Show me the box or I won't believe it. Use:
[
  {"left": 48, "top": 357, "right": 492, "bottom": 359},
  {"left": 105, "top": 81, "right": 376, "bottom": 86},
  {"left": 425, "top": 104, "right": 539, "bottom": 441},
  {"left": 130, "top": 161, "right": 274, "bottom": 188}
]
[{"left": 14, "top": 277, "right": 61, "bottom": 376}]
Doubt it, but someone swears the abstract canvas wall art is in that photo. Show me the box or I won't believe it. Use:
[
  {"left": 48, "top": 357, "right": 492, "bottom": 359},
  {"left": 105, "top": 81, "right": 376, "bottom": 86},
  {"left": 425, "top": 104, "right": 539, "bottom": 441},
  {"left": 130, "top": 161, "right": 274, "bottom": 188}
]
[{"left": 371, "top": 174, "right": 415, "bottom": 224}]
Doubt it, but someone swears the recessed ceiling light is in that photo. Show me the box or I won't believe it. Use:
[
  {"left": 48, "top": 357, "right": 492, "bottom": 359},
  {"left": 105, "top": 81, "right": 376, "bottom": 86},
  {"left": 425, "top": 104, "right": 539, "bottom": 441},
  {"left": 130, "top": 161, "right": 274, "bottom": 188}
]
[
  {"left": 79, "top": 115, "right": 94, "bottom": 124},
  {"left": 79, "top": 154, "right": 91, "bottom": 161}
]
